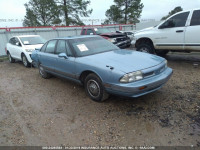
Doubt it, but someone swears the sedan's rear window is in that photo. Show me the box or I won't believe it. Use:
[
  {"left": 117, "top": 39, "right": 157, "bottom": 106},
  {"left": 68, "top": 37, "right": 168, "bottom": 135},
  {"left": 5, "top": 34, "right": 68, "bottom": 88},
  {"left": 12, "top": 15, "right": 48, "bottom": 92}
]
[
  {"left": 19, "top": 36, "right": 46, "bottom": 45},
  {"left": 68, "top": 36, "right": 119, "bottom": 57}
]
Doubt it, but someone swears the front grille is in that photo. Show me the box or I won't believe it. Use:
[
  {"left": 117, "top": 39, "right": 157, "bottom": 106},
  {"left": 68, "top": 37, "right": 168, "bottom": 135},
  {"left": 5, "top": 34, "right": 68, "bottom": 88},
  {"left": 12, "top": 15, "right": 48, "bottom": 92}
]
[
  {"left": 155, "top": 65, "right": 165, "bottom": 74},
  {"left": 143, "top": 64, "right": 166, "bottom": 78},
  {"left": 143, "top": 71, "right": 155, "bottom": 78}
]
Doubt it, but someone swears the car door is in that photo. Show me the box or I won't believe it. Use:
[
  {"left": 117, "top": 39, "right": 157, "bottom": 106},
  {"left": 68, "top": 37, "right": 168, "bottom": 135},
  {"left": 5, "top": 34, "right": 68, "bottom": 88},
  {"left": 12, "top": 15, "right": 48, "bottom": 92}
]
[
  {"left": 7, "top": 37, "right": 16, "bottom": 57},
  {"left": 54, "top": 40, "right": 76, "bottom": 79},
  {"left": 155, "top": 11, "right": 190, "bottom": 50},
  {"left": 184, "top": 9, "right": 200, "bottom": 51},
  {"left": 38, "top": 40, "right": 57, "bottom": 72},
  {"left": 14, "top": 37, "right": 23, "bottom": 60}
]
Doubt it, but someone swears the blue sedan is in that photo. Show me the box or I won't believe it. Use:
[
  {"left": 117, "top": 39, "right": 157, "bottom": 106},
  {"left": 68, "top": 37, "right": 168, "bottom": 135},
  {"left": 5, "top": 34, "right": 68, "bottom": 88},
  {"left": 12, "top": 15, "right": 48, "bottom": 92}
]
[{"left": 31, "top": 35, "right": 173, "bottom": 102}]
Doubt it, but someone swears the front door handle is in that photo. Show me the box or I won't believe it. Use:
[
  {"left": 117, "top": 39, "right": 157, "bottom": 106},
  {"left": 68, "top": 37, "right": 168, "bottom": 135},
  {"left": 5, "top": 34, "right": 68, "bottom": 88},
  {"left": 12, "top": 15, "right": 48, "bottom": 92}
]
[{"left": 176, "top": 30, "right": 183, "bottom": 33}]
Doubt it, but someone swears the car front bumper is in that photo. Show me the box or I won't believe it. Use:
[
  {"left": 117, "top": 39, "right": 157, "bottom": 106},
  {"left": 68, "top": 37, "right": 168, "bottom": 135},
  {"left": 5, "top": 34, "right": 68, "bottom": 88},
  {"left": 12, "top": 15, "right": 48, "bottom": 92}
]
[
  {"left": 104, "top": 67, "right": 173, "bottom": 98},
  {"left": 25, "top": 52, "right": 33, "bottom": 63},
  {"left": 115, "top": 39, "right": 131, "bottom": 48}
]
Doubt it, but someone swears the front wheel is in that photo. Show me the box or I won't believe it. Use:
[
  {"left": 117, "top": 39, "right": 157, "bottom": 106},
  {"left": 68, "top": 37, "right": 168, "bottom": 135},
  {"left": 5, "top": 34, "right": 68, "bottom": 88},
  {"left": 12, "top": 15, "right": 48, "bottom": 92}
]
[
  {"left": 84, "top": 74, "right": 109, "bottom": 102},
  {"left": 137, "top": 43, "right": 155, "bottom": 54},
  {"left": 22, "top": 54, "right": 31, "bottom": 67},
  {"left": 39, "top": 64, "right": 51, "bottom": 79}
]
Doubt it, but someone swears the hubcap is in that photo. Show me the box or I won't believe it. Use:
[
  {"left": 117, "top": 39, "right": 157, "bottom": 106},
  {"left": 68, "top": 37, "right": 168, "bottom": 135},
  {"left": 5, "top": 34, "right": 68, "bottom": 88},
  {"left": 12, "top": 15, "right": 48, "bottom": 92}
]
[
  {"left": 140, "top": 47, "right": 149, "bottom": 53},
  {"left": 87, "top": 79, "right": 100, "bottom": 98},
  {"left": 22, "top": 56, "right": 27, "bottom": 66}
]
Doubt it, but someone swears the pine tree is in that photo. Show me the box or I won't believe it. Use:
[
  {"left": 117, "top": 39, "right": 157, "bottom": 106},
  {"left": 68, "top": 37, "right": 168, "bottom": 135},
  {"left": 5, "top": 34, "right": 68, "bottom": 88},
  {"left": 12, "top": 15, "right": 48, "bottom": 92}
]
[
  {"left": 104, "top": 0, "right": 144, "bottom": 24},
  {"left": 55, "top": 0, "right": 93, "bottom": 26},
  {"left": 23, "top": 0, "right": 61, "bottom": 27}
]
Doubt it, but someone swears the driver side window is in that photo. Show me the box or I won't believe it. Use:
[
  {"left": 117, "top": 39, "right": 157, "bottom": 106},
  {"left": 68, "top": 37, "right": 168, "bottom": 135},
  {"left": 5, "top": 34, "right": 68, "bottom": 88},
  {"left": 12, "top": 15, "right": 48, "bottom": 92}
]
[
  {"left": 161, "top": 12, "right": 189, "bottom": 28},
  {"left": 14, "top": 38, "right": 22, "bottom": 47}
]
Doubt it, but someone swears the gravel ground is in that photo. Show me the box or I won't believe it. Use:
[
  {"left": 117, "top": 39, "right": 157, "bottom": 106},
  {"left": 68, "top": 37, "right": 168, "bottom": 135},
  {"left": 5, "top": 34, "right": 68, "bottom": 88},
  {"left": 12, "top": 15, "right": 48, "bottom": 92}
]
[{"left": 0, "top": 52, "right": 200, "bottom": 147}]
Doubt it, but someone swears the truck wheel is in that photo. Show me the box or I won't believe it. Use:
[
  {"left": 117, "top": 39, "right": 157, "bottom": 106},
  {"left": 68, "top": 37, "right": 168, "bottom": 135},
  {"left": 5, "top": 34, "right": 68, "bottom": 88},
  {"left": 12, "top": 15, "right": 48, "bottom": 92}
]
[
  {"left": 22, "top": 54, "right": 31, "bottom": 67},
  {"left": 137, "top": 43, "right": 155, "bottom": 54},
  {"left": 8, "top": 52, "right": 15, "bottom": 63},
  {"left": 84, "top": 73, "right": 109, "bottom": 102},
  {"left": 155, "top": 50, "right": 169, "bottom": 57}
]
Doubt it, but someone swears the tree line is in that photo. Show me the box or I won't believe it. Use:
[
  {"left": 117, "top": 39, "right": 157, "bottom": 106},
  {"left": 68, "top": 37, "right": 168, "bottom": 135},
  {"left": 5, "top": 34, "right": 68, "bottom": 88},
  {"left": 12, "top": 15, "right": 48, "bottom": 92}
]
[{"left": 23, "top": 0, "right": 183, "bottom": 27}]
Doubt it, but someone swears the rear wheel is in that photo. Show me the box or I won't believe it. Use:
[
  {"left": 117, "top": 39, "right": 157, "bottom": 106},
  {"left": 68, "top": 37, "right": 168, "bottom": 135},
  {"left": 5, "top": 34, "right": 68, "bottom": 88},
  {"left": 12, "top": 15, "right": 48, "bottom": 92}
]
[
  {"left": 21, "top": 54, "right": 31, "bottom": 67},
  {"left": 39, "top": 64, "right": 51, "bottom": 79},
  {"left": 84, "top": 73, "right": 109, "bottom": 102},
  {"left": 8, "top": 52, "right": 15, "bottom": 63},
  {"left": 137, "top": 43, "right": 155, "bottom": 54}
]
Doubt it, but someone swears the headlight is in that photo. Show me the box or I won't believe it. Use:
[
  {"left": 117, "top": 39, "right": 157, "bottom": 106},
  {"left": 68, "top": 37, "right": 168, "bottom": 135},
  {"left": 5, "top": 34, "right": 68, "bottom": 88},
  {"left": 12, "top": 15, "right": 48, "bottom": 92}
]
[
  {"left": 120, "top": 71, "right": 143, "bottom": 83},
  {"left": 25, "top": 49, "right": 34, "bottom": 52},
  {"left": 107, "top": 38, "right": 116, "bottom": 43}
]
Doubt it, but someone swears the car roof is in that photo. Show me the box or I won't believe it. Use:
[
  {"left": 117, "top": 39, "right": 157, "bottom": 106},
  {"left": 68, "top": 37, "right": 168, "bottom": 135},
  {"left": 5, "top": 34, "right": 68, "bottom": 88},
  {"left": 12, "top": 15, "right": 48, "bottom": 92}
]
[
  {"left": 53, "top": 35, "right": 100, "bottom": 40},
  {"left": 170, "top": 8, "right": 200, "bottom": 16}
]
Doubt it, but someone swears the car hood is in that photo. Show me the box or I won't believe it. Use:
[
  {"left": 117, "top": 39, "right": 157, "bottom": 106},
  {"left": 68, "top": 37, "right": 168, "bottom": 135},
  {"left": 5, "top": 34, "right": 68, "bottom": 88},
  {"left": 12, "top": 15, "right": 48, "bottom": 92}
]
[
  {"left": 81, "top": 50, "right": 164, "bottom": 73},
  {"left": 24, "top": 44, "right": 43, "bottom": 50},
  {"left": 100, "top": 32, "right": 126, "bottom": 38},
  {"left": 135, "top": 26, "right": 155, "bottom": 34}
]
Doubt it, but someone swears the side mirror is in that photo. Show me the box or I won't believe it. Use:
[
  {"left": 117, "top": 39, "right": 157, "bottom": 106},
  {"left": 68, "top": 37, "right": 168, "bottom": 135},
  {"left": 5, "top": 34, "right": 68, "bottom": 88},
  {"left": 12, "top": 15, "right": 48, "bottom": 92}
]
[
  {"left": 16, "top": 42, "right": 21, "bottom": 46},
  {"left": 58, "top": 53, "right": 68, "bottom": 59},
  {"left": 90, "top": 33, "right": 94, "bottom": 35}
]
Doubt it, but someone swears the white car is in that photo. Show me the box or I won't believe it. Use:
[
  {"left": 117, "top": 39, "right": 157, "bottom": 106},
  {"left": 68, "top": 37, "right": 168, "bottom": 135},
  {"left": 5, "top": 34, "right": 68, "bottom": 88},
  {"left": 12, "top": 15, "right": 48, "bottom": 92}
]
[
  {"left": 6, "top": 35, "right": 46, "bottom": 67},
  {"left": 133, "top": 8, "right": 200, "bottom": 56}
]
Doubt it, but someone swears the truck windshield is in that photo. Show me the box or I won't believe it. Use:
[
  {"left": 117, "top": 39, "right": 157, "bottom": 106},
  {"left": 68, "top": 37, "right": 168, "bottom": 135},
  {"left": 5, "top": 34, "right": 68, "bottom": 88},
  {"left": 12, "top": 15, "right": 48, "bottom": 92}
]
[
  {"left": 68, "top": 36, "right": 119, "bottom": 57},
  {"left": 19, "top": 36, "right": 46, "bottom": 45},
  {"left": 95, "top": 28, "right": 111, "bottom": 35}
]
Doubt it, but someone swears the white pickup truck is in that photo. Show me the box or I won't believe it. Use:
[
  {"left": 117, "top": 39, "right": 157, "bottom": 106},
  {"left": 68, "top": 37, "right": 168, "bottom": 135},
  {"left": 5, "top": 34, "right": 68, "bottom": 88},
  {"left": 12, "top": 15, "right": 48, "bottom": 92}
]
[{"left": 133, "top": 8, "right": 200, "bottom": 56}]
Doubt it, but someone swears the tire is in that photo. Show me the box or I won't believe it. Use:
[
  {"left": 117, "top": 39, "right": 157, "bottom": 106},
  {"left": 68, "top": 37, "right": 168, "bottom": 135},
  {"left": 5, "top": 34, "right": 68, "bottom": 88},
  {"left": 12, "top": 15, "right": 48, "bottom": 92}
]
[
  {"left": 155, "top": 50, "right": 169, "bottom": 57},
  {"left": 21, "top": 54, "right": 31, "bottom": 67},
  {"left": 39, "top": 64, "right": 51, "bottom": 79},
  {"left": 137, "top": 43, "right": 155, "bottom": 54},
  {"left": 8, "top": 52, "right": 15, "bottom": 63},
  {"left": 84, "top": 73, "right": 109, "bottom": 102}
]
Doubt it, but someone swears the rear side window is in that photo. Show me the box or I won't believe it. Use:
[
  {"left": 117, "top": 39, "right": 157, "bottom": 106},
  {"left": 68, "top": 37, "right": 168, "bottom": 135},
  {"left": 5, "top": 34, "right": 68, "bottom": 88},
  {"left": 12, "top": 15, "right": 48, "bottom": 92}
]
[
  {"left": 55, "top": 40, "right": 66, "bottom": 54},
  {"left": 9, "top": 38, "right": 16, "bottom": 45},
  {"left": 65, "top": 42, "right": 73, "bottom": 57},
  {"left": 190, "top": 10, "right": 200, "bottom": 26},
  {"left": 45, "top": 40, "right": 57, "bottom": 54}
]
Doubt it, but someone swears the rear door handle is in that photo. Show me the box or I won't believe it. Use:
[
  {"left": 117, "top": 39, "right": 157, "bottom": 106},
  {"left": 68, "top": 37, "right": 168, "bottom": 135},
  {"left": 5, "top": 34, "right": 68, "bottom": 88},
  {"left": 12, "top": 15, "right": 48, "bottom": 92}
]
[{"left": 176, "top": 30, "right": 183, "bottom": 33}]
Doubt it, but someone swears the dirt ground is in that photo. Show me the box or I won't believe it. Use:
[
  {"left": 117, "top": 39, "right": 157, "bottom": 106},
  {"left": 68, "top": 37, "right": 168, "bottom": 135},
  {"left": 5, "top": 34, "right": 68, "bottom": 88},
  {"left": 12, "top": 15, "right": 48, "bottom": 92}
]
[{"left": 0, "top": 52, "right": 200, "bottom": 147}]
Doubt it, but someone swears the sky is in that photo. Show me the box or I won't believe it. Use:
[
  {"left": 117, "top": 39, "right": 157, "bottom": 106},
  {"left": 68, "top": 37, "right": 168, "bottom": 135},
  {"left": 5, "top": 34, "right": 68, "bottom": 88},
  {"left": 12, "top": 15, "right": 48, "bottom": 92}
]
[{"left": 0, "top": 0, "right": 199, "bottom": 27}]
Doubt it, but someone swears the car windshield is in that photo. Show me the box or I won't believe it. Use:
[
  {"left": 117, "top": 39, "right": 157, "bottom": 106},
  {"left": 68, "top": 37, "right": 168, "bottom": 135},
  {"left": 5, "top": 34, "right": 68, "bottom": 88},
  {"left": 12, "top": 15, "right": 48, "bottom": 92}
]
[
  {"left": 95, "top": 28, "right": 111, "bottom": 35},
  {"left": 68, "top": 36, "right": 119, "bottom": 57},
  {"left": 19, "top": 36, "right": 46, "bottom": 45}
]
